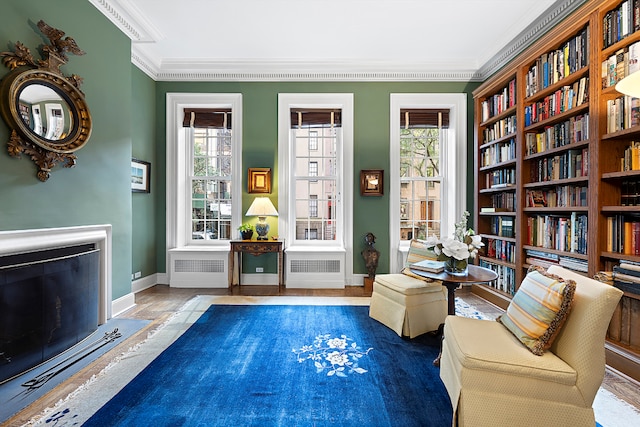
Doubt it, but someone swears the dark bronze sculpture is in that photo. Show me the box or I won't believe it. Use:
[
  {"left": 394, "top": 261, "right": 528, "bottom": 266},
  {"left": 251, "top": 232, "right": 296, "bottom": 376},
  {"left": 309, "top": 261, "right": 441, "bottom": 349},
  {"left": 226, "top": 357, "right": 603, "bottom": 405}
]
[{"left": 361, "top": 232, "right": 380, "bottom": 279}]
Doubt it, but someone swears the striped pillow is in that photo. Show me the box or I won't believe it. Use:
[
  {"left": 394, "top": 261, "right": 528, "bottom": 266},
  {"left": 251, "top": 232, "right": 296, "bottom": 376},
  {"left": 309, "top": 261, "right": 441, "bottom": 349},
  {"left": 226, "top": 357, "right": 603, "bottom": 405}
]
[
  {"left": 497, "top": 266, "right": 576, "bottom": 356},
  {"left": 401, "top": 239, "right": 438, "bottom": 280}
]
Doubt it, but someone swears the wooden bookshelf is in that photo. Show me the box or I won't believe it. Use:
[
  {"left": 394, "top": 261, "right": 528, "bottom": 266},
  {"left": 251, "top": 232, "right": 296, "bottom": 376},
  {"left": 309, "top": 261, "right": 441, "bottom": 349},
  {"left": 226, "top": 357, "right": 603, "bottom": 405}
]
[{"left": 473, "top": 0, "right": 640, "bottom": 381}]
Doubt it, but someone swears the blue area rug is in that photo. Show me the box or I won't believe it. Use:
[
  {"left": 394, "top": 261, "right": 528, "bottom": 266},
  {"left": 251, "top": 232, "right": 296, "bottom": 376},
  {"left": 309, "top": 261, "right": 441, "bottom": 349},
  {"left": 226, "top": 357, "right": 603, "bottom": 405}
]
[{"left": 84, "top": 305, "right": 452, "bottom": 426}]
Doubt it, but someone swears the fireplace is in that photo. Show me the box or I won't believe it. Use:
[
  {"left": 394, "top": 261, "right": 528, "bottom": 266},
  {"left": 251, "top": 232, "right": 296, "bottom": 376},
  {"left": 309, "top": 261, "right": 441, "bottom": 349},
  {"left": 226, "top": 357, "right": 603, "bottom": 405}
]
[{"left": 0, "top": 225, "right": 112, "bottom": 383}]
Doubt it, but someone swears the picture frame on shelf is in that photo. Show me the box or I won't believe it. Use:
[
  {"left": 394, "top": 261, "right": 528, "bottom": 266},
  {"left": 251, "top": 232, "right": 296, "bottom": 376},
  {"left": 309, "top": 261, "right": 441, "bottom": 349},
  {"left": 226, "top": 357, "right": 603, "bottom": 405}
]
[
  {"left": 360, "top": 169, "right": 383, "bottom": 196},
  {"left": 248, "top": 167, "right": 271, "bottom": 193},
  {"left": 131, "top": 158, "right": 150, "bottom": 193}
]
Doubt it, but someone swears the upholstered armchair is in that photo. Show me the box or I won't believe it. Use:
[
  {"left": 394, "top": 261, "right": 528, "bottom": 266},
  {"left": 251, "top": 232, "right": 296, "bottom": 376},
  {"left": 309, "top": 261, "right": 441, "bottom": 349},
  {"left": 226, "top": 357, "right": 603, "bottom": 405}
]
[{"left": 439, "top": 265, "right": 623, "bottom": 427}]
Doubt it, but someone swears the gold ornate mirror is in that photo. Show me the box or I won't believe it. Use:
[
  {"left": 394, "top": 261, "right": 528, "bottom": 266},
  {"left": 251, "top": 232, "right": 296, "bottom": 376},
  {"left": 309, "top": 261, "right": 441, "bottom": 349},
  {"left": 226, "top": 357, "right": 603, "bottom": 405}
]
[{"left": 0, "top": 20, "right": 91, "bottom": 181}]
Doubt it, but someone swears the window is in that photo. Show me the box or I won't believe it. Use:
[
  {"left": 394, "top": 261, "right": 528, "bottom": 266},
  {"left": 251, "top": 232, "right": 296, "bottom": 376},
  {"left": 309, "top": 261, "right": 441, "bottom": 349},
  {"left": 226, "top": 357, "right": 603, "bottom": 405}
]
[
  {"left": 309, "top": 130, "right": 318, "bottom": 150},
  {"left": 166, "top": 93, "right": 242, "bottom": 249},
  {"left": 189, "top": 117, "right": 232, "bottom": 242},
  {"left": 291, "top": 108, "right": 341, "bottom": 241},
  {"left": 309, "top": 195, "right": 318, "bottom": 218},
  {"left": 390, "top": 94, "right": 467, "bottom": 272},
  {"left": 278, "top": 93, "right": 354, "bottom": 248},
  {"left": 399, "top": 109, "right": 446, "bottom": 240}
]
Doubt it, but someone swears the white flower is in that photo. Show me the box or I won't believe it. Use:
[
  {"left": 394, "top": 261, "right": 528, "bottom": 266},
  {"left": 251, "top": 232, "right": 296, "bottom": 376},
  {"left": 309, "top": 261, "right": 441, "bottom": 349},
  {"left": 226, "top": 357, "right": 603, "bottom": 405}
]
[
  {"left": 441, "top": 238, "right": 471, "bottom": 260},
  {"left": 326, "top": 338, "right": 347, "bottom": 349},
  {"left": 325, "top": 351, "right": 349, "bottom": 366}
]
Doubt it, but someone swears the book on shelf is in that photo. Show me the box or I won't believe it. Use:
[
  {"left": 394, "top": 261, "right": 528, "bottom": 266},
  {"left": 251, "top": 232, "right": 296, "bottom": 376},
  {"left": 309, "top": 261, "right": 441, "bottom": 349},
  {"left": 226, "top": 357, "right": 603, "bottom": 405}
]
[
  {"left": 410, "top": 259, "right": 445, "bottom": 273},
  {"left": 480, "top": 207, "right": 510, "bottom": 213}
]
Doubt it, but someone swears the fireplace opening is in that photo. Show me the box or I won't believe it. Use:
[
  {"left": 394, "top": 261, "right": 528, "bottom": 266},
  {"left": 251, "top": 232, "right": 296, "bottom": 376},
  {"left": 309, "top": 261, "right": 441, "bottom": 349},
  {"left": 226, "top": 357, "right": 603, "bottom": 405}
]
[{"left": 0, "top": 243, "right": 100, "bottom": 384}]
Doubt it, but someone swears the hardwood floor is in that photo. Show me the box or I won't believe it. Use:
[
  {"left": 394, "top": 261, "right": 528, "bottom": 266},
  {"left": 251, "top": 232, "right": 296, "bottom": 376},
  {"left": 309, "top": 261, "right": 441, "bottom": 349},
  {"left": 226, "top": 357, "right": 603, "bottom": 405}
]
[{"left": 5, "top": 284, "right": 639, "bottom": 426}]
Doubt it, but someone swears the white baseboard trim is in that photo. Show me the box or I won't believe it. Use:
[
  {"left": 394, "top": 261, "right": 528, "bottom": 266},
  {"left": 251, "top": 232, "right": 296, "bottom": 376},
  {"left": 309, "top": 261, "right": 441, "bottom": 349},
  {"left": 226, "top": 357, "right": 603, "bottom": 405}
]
[
  {"left": 132, "top": 273, "right": 158, "bottom": 293},
  {"left": 240, "top": 273, "right": 279, "bottom": 286},
  {"left": 111, "top": 292, "right": 136, "bottom": 318}
]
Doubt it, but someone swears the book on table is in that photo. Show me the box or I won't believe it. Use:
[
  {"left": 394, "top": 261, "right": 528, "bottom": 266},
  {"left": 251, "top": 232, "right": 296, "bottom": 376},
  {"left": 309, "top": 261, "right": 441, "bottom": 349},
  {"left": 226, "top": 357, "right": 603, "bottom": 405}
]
[{"left": 411, "top": 259, "right": 446, "bottom": 273}]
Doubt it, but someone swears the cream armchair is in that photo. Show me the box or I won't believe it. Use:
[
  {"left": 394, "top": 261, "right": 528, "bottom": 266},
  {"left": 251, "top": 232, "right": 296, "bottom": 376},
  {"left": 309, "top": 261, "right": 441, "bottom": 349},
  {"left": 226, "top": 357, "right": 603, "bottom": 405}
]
[{"left": 439, "top": 265, "right": 623, "bottom": 427}]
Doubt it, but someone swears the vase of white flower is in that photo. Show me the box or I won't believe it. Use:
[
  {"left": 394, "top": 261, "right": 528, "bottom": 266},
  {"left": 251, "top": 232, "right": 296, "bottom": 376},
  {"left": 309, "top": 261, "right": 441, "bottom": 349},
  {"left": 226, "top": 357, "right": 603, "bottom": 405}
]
[{"left": 425, "top": 211, "right": 483, "bottom": 277}]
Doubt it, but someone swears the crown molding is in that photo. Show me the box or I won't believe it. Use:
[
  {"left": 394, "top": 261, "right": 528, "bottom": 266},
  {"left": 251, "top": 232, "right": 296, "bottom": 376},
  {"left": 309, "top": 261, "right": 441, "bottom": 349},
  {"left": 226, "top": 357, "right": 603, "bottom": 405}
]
[
  {"left": 477, "top": 0, "right": 588, "bottom": 79},
  {"left": 94, "top": 0, "right": 587, "bottom": 82}
]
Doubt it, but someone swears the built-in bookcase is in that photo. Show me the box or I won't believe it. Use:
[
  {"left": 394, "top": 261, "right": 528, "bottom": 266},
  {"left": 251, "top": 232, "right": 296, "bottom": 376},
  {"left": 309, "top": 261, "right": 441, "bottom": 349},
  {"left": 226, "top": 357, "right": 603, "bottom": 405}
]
[{"left": 473, "top": 0, "right": 640, "bottom": 382}]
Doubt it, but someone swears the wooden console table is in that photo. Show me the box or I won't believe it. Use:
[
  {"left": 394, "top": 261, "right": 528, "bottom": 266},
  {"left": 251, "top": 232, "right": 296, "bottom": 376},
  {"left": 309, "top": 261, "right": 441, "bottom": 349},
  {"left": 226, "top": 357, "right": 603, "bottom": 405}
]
[{"left": 229, "top": 240, "right": 284, "bottom": 288}]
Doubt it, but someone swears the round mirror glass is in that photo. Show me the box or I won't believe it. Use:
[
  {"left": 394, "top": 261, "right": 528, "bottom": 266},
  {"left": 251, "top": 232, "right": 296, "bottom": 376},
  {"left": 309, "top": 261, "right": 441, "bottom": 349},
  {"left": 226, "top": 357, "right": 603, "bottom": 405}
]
[{"left": 16, "top": 82, "right": 74, "bottom": 142}]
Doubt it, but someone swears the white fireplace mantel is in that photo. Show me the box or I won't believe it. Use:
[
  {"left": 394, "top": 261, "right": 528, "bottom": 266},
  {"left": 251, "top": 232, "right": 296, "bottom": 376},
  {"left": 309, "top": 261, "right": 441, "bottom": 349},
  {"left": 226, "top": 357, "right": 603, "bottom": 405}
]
[{"left": 0, "top": 224, "right": 113, "bottom": 323}]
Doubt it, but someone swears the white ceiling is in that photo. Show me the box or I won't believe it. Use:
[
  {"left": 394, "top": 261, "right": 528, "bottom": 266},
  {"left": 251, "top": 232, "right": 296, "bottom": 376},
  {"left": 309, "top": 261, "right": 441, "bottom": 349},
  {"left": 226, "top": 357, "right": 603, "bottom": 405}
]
[{"left": 89, "top": 0, "right": 583, "bottom": 82}]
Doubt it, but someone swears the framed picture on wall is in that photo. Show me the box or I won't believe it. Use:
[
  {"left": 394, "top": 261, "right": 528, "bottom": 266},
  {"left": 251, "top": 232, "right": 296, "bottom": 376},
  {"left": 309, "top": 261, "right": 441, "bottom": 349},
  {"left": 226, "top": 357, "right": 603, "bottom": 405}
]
[
  {"left": 131, "top": 158, "right": 151, "bottom": 193},
  {"left": 248, "top": 167, "right": 271, "bottom": 193},
  {"left": 360, "top": 169, "right": 383, "bottom": 196}
]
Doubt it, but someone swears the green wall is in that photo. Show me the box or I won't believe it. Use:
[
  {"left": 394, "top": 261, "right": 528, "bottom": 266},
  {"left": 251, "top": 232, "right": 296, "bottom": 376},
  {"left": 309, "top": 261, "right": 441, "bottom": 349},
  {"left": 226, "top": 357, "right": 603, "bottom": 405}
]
[
  {"left": 155, "top": 82, "right": 480, "bottom": 275},
  {"left": 0, "top": 0, "right": 135, "bottom": 299},
  {"left": 131, "top": 66, "right": 158, "bottom": 280}
]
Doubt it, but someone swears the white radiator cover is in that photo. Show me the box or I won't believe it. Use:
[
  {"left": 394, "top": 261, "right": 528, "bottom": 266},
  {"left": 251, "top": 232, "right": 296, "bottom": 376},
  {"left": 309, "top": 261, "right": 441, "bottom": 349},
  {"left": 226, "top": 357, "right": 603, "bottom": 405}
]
[
  {"left": 169, "top": 248, "right": 228, "bottom": 288},
  {"left": 285, "top": 248, "right": 346, "bottom": 289}
]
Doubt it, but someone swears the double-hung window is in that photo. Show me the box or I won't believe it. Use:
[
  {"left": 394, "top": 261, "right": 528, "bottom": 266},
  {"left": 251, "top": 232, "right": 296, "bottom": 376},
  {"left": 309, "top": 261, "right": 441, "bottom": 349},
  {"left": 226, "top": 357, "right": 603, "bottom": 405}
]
[
  {"left": 291, "top": 109, "right": 339, "bottom": 241},
  {"left": 185, "top": 108, "right": 233, "bottom": 242},
  {"left": 166, "top": 93, "right": 242, "bottom": 249},
  {"left": 389, "top": 94, "right": 467, "bottom": 272}
]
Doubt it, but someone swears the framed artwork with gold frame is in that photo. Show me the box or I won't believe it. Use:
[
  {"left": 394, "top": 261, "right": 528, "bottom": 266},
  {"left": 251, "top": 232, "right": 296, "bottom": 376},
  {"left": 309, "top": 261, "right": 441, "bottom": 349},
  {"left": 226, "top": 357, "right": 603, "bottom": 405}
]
[
  {"left": 360, "top": 169, "right": 383, "bottom": 196},
  {"left": 248, "top": 167, "right": 271, "bottom": 193}
]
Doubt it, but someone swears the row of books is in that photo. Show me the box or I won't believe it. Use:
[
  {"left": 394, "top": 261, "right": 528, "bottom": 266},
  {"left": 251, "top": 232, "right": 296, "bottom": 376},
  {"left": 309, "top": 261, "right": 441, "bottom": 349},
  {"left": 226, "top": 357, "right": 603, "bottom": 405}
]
[
  {"left": 486, "top": 168, "right": 516, "bottom": 189},
  {"left": 528, "top": 148, "right": 589, "bottom": 182},
  {"left": 483, "top": 192, "right": 516, "bottom": 212},
  {"left": 480, "top": 139, "right": 516, "bottom": 168},
  {"left": 606, "top": 96, "right": 640, "bottom": 134},
  {"left": 603, "top": 0, "right": 640, "bottom": 49},
  {"left": 478, "top": 260, "right": 516, "bottom": 295},
  {"left": 524, "top": 77, "right": 589, "bottom": 127},
  {"left": 526, "top": 213, "right": 588, "bottom": 254},
  {"left": 621, "top": 180, "right": 640, "bottom": 205},
  {"left": 490, "top": 216, "right": 515, "bottom": 238},
  {"left": 482, "top": 115, "right": 516, "bottom": 144},
  {"left": 621, "top": 141, "right": 640, "bottom": 171},
  {"left": 525, "top": 185, "right": 588, "bottom": 208},
  {"left": 605, "top": 215, "right": 640, "bottom": 255},
  {"left": 525, "top": 26, "right": 589, "bottom": 97},
  {"left": 524, "top": 114, "right": 589, "bottom": 155},
  {"left": 484, "top": 238, "right": 516, "bottom": 263},
  {"left": 526, "top": 250, "right": 588, "bottom": 273},
  {"left": 612, "top": 260, "right": 640, "bottom": 295},
  {"left": 601, "top": 40, "right": 640, "bottom": 89},
  {"left": 481, "top": 78, "right": 516, "bottom": 122}
]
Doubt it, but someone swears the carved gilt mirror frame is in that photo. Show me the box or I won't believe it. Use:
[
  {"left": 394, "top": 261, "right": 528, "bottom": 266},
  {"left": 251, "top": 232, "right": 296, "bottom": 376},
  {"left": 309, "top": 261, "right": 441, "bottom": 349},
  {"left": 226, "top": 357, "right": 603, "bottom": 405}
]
[{"left": 0, "top": 20, "right": 92, "bottom": 181}]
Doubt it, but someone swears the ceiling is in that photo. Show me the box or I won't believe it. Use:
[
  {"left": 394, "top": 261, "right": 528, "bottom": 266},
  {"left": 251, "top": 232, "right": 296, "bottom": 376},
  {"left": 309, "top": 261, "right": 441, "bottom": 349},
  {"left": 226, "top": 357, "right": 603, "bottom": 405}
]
[{"left": 89, "top": 0, "right": 585, "bottom": 82}]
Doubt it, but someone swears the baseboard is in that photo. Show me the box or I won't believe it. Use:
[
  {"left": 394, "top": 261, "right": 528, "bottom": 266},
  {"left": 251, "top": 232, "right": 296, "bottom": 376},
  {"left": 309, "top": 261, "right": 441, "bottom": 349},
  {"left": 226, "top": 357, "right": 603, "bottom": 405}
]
[
  {"left": 132, "top": 273, "right": 158, "bottom": 293},
  {"left": 111, "top": 292, "right": 136, "bottom": 318}
]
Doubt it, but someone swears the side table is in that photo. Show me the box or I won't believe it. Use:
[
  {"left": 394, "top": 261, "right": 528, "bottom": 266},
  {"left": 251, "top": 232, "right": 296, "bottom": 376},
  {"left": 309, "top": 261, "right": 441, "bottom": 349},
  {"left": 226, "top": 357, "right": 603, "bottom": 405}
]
[
  {"left": 229, "top": 240, "right": 284, "bottom": 288},
  {"left": 409, "top": 264, "right": 498, "bottom": 366}
]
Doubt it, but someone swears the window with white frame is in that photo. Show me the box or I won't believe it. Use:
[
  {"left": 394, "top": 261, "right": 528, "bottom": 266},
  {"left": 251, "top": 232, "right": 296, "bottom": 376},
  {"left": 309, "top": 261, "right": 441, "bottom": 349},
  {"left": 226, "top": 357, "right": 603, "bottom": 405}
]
[
  {"left": 389, "top": 94, "right": 467, "bottom": 272},
  {"left": 291, "top": 108, "right": 340, "bottom": 241},
  {"left": 399, "top": 109, "right": 448, "bottom": 241},
  {"left": 187, "top": 110, "right": 232, "bottom": 242},
  {"left": 166, "top": 93, "right": 242, "bottom": 249},
  {"left": 277, "top": 93, "right": 354, "bottom": 252}
]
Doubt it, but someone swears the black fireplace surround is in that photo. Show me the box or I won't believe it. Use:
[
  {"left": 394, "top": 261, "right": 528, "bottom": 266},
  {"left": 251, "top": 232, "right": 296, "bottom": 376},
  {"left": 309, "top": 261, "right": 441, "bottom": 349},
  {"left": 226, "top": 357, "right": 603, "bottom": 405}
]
[{"left": 0, "top": 244, "right": 100, "bottom": 383}]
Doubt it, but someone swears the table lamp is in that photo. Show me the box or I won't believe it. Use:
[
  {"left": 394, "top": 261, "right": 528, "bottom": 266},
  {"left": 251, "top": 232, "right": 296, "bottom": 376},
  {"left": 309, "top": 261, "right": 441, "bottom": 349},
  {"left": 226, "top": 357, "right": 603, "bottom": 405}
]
[
  {"left": 246, "top": 197, "right": 278, "bottom": 240},
  {"left": 616, "top": 69, "right": 640, "bottom": 98}
]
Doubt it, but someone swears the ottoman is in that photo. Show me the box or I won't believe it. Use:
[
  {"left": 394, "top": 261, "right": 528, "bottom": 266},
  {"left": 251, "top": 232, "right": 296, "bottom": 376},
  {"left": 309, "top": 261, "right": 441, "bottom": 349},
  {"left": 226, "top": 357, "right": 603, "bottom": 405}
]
[{"left": 369, "top": 273, "right": 447, "bottom": 338}]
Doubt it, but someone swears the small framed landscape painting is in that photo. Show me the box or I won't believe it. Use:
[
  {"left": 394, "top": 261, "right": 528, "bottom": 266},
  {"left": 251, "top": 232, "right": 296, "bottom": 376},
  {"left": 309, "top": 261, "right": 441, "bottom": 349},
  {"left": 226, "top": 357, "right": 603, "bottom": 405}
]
[{"left": 131, "top": 158, "right": 151, "bottom": 193}]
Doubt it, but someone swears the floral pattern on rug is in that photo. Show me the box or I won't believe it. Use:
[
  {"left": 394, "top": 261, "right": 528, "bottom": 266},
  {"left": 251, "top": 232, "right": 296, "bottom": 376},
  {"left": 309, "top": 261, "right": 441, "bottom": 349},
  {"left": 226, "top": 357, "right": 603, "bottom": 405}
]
[{"left": 293, "top": 334, "right": 373, "bottom": 377}]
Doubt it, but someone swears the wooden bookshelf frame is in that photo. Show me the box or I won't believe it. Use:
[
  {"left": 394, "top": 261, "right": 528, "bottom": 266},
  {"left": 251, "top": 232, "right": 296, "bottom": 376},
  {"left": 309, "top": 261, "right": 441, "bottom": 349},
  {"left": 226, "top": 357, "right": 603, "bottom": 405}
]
[{"left": 472, "top": 0, "right": 640, "bottom": 381}]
